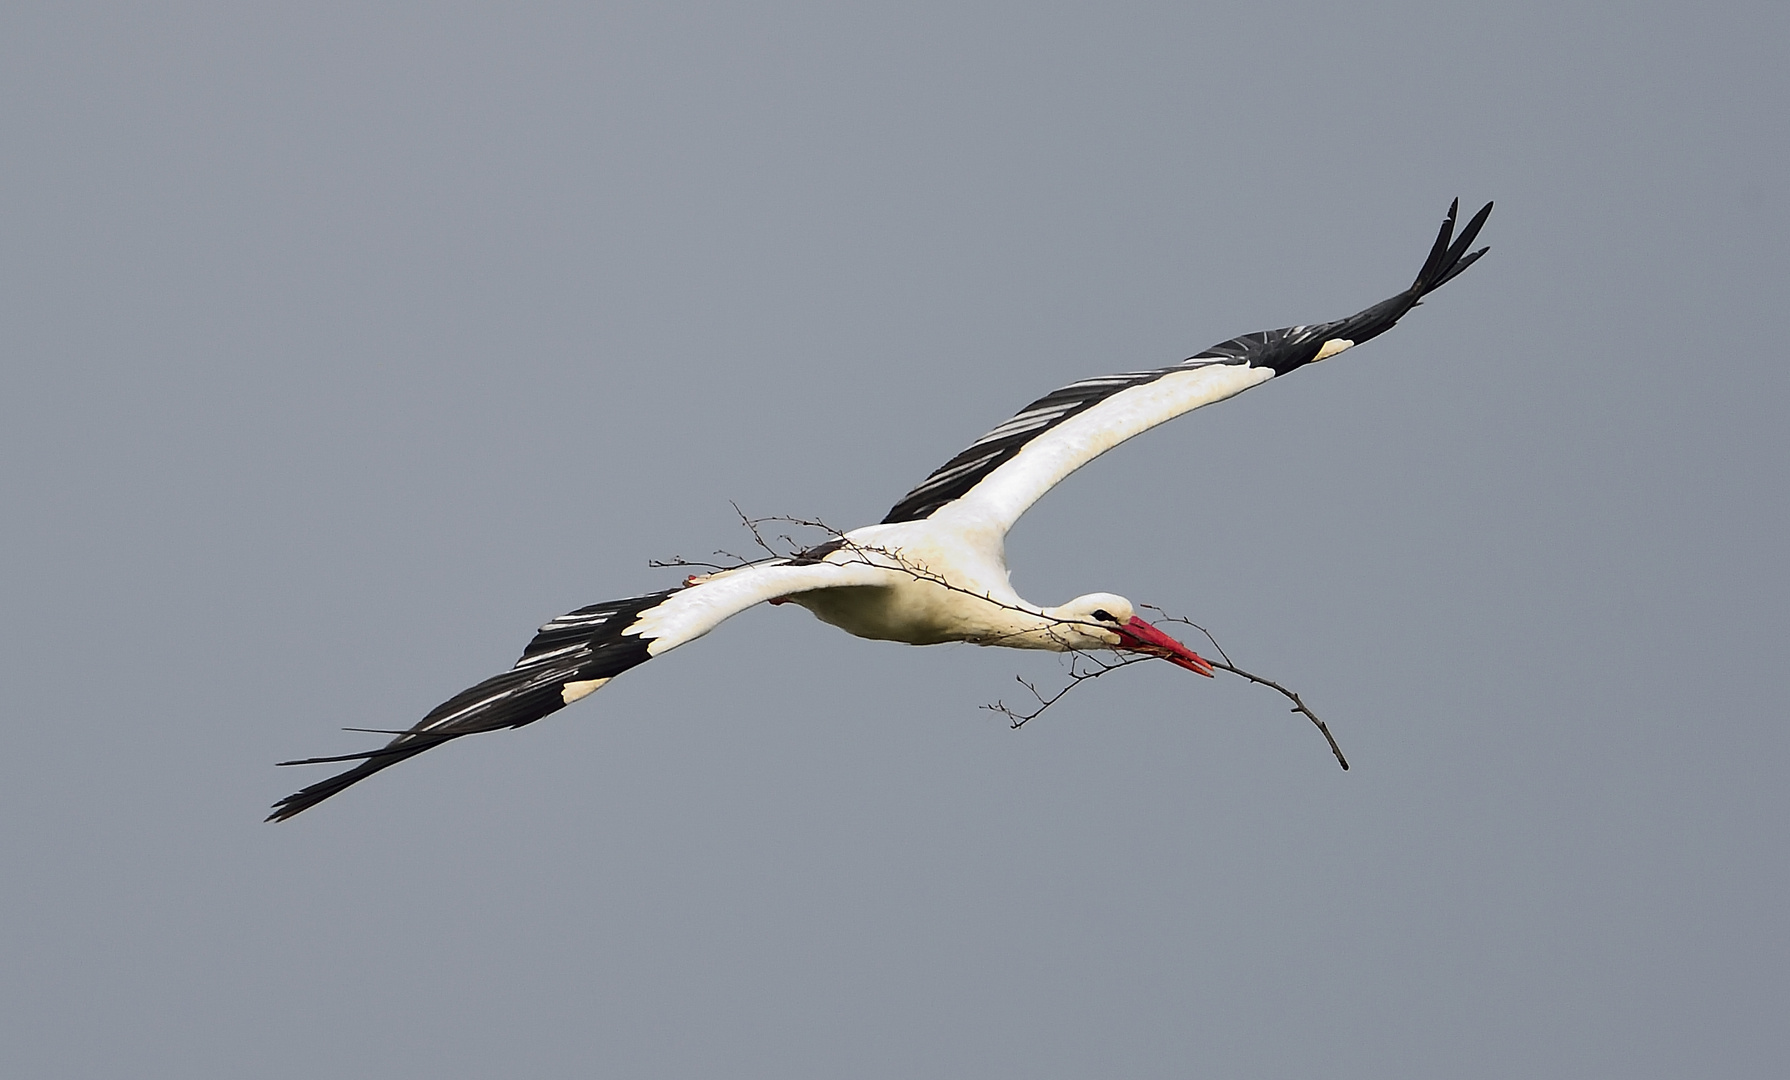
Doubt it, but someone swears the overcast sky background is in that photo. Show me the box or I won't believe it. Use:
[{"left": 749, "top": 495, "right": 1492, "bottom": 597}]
[{"left": 3, "top": 3, "right": 1786, "bottom": 1077}]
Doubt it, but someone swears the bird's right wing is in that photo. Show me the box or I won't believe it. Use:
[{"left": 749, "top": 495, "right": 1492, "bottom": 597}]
[
  {"left": 880, "top": 200, "right": 1493, "bottom": 533},
  {"left": 268, "top": 557, "right": 891, "bottom": 821}
]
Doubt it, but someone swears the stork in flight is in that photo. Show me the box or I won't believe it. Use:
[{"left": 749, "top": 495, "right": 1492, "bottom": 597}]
[{"left": 270, "top": 200, "right": 1492, "bottom": 821}]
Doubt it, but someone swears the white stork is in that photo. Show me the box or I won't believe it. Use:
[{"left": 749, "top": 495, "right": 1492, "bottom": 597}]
[{"left": 270, "top": 200, "right": 1492, "bottom": 821}]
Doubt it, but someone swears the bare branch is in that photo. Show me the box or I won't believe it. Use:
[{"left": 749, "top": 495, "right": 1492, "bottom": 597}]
[
  {"left": 646, "top": 555, "right": 741, "bottom": 572},
  {"left": 1141, "top": 605, "right": 1235, "bottom": 668},
  {"left": 980, "top": 652, "right": 1154, "bottom": 728},
  {"left": 648, "top": 507, "right": 844, "bottom": 572},
  {"left": 1208, "top": 656, "right": 1348, "bottom": 770},
  {"left": 656, "top": 507, "right": 1349, "bottom": 770},
  {"left": 732, "top": 500, "right": 785, "bottom": 559},
  {"left": 1150, "top": 612, "right": 1349, "bottom": 771}
]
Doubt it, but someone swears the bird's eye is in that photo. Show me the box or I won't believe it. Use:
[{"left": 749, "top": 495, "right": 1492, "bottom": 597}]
[{"left": 1091, "top": 609, "right": 1117, "bottom": 622}]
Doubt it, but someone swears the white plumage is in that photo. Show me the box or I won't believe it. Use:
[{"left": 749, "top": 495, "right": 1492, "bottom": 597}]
[{"left": 270, "top": 199, "right": 1491, "bottom": 821}]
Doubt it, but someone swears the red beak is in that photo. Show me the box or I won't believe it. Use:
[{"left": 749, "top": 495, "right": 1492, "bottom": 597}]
[{"left": 1112, "top": 616, "right": 1215, "bottom": 677}]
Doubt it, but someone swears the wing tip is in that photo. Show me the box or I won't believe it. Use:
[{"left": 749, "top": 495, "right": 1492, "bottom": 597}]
[
  {"left": 1412, "top": 198, "right": 1494, "bottom": 297},
  {"left": 266, "top": 588, "right": 678, "bottom": 821},
  {"left": 1181, "top": 198, "right": 1495, "bottom": 377},
  {"left": 265, "top": 736, "right": 454, "bottom": 822}
]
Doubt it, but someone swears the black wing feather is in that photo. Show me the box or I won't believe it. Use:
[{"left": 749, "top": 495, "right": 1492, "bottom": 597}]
[
  {"left": 267, "top": 588, "right": 679, "bottom": 821},
  {"left": 1191, "top": 198, "right": 1492, "bottom": 374},
  {"left": 880, "top": 367, "right": 1222, "bottom": 523},
  {"left": 881, "top": 199, "right": 1492, "bottom": 523}
]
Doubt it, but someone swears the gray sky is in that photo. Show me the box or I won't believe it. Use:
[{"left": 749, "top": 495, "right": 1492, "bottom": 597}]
[{"left": 3, "top": 3, "right": 1786, "bottom": 1077}]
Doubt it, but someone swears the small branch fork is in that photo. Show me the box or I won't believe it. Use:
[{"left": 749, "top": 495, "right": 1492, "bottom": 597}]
[
  {"left": 654, "top": 507, "right": 1350, "bottom": 771},
  {"left": 648, "top": 502, "right": 839, "bottom": 572},
  {"left": 979, "top": 652, "right": 1155, "bottom": 730}
]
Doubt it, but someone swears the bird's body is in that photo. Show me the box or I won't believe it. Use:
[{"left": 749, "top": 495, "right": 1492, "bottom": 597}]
[
  {"left": 696, "top": 521, "right": 1119, "bottom": 651},
  {"left": 271, "top": 200, "right": 1493, "bottom": 821}
]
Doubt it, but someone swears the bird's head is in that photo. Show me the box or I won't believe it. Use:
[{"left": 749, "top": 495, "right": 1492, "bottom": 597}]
[{"left": 1046, "top": 593, "right": 1215, "bottom": 676}]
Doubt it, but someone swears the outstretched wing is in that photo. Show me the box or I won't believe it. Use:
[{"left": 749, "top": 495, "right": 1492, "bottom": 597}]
[
  {"left": 881, "top": 199, "right": 1493, "bottom": 532},
  {"left": 268, "top": 558, "right": 891, "bottom": 821}
]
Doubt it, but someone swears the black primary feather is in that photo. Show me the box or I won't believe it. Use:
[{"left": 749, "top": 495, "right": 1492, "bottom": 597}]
[
  {"left": 1190, "top": 198, "right": 1492, "bottom": 374},
  {"left": 267, "top": 589, "right": 679, "bottom": 821}
]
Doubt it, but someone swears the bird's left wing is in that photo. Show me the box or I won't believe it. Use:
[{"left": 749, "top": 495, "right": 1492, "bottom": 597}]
[
  {"left": 268, "top": 557, "right": 890, "bottom": 821},
  {"left": 881, "top": 200, "right": 1492, "bottom": 534}
]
